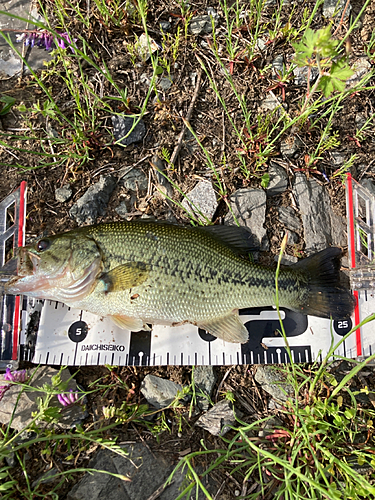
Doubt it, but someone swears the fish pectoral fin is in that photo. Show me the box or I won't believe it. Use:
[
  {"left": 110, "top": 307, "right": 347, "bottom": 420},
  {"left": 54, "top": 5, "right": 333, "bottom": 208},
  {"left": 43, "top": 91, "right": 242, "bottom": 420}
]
[
  {"left": 100, "top": 262, "right": 149, "bottom": 292},
  {"left": 198, "top": 313, "right": 248, "bottom": 344},
  {"left": 111, "top": 315, "right": 145, "bottom": 331}
]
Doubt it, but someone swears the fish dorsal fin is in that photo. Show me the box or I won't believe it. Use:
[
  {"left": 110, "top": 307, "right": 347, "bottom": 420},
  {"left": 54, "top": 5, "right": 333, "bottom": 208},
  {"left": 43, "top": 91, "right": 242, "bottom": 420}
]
[
  {"left": 196, "top": 225, "right": 257, "bottom": 255},
  {"left": 198, "top": 312, "right": 249, "bottom": 343},
  {"left": 100, "top": 262, "right": 149, "bottom": 293},
  {"left": 111, "top": 315, "right": 145, "bottom": 331}
]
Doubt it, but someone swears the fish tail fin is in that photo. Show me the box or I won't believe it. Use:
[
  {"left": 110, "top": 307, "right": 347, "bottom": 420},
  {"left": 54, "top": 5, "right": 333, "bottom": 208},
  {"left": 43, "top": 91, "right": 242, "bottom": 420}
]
[{"left": 290, "top": 247, "right": 355, "bottom": 319}]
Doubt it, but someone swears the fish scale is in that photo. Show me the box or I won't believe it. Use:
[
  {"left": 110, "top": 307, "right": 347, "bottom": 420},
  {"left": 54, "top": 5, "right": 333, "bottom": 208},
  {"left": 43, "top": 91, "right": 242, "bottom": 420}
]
[{"left": 5, "top": 220, "right": 354, "bottom": 343}]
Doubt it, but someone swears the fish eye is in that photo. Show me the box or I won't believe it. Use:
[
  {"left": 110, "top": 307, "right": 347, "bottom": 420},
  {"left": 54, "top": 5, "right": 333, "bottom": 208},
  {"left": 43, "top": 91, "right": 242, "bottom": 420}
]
[{"left": 36, "top": 239, "right": 50, "bottom": 252}]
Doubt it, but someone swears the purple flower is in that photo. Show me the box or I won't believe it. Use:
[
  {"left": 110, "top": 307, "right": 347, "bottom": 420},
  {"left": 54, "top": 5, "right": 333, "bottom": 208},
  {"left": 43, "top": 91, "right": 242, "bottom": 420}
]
[
  {"left": 4, "top": 367, "right": 28, "bottom": 383},
  {"left": 56, "top": 33, "right": 77, "bottom": 53},
  {"left": 0, "top": 384, "right": 10, "bottom": 402},
  {"left": 58, "top": 389, "right": 79, "bottom": 407},
  {"left": 0, "top": 368, "right": 29, "bottom": 402},
  {"left": 15, "top": 29, "right": 77, "bottom": 53}
]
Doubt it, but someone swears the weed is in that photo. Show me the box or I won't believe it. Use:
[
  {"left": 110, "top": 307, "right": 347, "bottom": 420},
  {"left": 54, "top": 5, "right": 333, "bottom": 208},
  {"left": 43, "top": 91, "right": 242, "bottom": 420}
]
[
  {"left": 0, "top": 96, "right": 16, "bottom": 116},
  {"left": 292, "top": 25, "right": 354, "bottom": 114}
]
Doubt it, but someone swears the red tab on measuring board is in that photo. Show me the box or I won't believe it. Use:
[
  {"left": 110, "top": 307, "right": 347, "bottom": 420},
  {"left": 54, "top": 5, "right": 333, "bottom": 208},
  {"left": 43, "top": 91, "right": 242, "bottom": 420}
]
[
  {"left": 0, "top": 182, "right": 27, "bottom": 368},
  {"left": 345, "top": 172, "right": 375, "bottom": 358}
]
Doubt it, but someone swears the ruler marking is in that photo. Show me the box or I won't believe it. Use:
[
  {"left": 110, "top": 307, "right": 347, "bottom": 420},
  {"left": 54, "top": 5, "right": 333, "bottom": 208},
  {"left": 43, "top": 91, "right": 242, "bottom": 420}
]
[{"left": 73, "top": 343, "right": 78, "bottom": 366}]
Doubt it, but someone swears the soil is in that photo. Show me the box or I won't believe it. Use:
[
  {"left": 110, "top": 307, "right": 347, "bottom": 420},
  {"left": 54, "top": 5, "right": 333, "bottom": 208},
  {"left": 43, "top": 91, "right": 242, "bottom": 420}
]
[{"left": 1, "top": 0, "right": 375, "bottom": 497}]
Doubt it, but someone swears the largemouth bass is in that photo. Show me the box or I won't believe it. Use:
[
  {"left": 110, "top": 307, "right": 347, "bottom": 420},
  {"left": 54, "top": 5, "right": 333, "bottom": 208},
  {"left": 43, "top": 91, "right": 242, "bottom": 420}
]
[{"left": 4, "top": 221, "right": 354, "bottom": 343}]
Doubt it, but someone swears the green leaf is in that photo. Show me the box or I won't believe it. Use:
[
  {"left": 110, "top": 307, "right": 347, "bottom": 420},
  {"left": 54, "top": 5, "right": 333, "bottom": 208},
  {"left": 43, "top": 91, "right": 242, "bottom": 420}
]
[
  {"left": 0, "top": 95, "right": 16, "bottom": 116},
  {"left": 319, "top": 60, "right": 354, "bottom": 96},
  {"left": 292, "top": 26, "right": 338, "bottom": 67},
  {"left": 344, "top": 408, "right": 356, "bottom": 419},
  {"left": 0, "top": 480, "right": 18, "bottom": 492},
  {"left": 261, "top": 173, "right": 270, "bottom": 188}
]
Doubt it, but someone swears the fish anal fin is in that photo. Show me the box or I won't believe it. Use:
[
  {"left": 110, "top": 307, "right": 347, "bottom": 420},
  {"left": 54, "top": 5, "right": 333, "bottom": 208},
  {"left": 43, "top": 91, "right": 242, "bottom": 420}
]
[
  {"left": 198, "top": 313, "right": 248, "bottom": 344},
  {"left": 100, "top": 262, "right": 149, "bottom": 293},
  {"left": 111, "top": 315, "right": 145, "bottom": 331}
]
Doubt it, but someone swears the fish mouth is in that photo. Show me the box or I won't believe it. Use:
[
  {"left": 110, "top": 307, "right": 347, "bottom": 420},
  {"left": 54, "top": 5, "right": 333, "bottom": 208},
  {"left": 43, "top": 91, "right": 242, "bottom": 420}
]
[
  {"left": 18, "top": 250, "right": 41, "bottom": 276},
  {"left": 5, "top": 247, "right": 101, "bottom": 302},
  {"left": 4, "top": 248, "right": 67, "bottom": 296}
]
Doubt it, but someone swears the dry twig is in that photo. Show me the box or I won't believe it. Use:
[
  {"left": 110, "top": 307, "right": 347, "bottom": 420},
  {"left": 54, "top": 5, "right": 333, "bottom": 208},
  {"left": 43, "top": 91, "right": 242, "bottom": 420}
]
[{"left": 169, "top": 69, "right": 202, "bottom": 167}]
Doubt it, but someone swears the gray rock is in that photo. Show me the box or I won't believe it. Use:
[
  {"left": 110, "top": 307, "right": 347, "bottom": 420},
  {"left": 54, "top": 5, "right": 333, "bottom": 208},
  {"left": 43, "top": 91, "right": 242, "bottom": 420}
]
[
  {"left": 258, "top": 416, "right": 283, "bottom": 438},
  {"left": 355, "top": 112, "right": 367, "bottom": 130},
  {"left": 112, "top": 115, "right": 146, "bottom": 147},
  {"left": 272, "top": 54, "right": 284, "bottom": 76},
  {"left": 255, "top": 365, "right": 294, "bottom": 403},
  {"left": 196, "top": 399, "right": 236, "bottom": 436},
  {"left": 160, "top": 21, "right": 171, "bottom": 31},
  {"left": 293, "top": 172, "right": 347, "bottom": 255},
  {"left": 259, "top": 94, "right": 284, "bottom": 112},
  {"left": 225, "top": 189, "right": 269, "bottom": 251},
  {"left": 32, "top": 468, "right": 60, "bottom": 488},
  {"left": 286, "top": 231, "right": 299, "bottom": 245},
  {"left": 266, "top": 164, "right": 288, "bottom": 196},
  {"left": 0, "top": 367, "right": 86, "bottom": 432},
  {"left": 135, "top": 33, "right": 160, "bottom": 61},
  {"left": 189, "top": 14, "right": 218, "bottom": 35},
  {"left": 181, "top": 181, "right": 218, "bottom": 222},
  {"left": 277, "top": 206, "right": 302, "bottom": 233},
  {"left": 69, "top": 175, "right": 116, "bottom": 225},
  {"left": 118, "top": 166, "right": 148, "bottom": 192},
  {"left": 280, "top": 135, "right": 303, "bottom": 158},
  {"left": 293, "top": 66, "right": 319, "bottom": 86},
  {"left": 330, "top": 151, "right": 346, "bottom": 166},
  {"left": 274, "top": 253, "right": 298, "bottom": 265},
  {"left": 158, "top": 76, "right": 173, "bottom": 91},
  {"left": 193, "top": 366, "right": 216, "bottom": 396},
  {"left": 139, "top": 73, "right": 151, "bottom": 85},
  {"left": 0, "top": 0, "right": 52, "bottom": 77},
  {"left": 141, "top": 375, "right": 182, "bottom": 409},
  {"left": 115, "top": 199, "right": 131, "bottom": 218},
  {"left": 323, "top": 0, "right": 351, "bottom": 19},
  {"left": 67, "top": 443, "right": 213, "bottom": 500},
  {"left": 55, "top": 184, "right": 72, "bottom": 203},
  {"left": 256, "top": 38, "right": 267, "bottom": 52},
  {"left": 346, "top": 58, "right": 371, "bottom": 88},
  {"left": 207, "top": 7, "right": 219, "bottom": 20},
  {"left": 194, "top": 366, "right": 216, "bottom": 411}
]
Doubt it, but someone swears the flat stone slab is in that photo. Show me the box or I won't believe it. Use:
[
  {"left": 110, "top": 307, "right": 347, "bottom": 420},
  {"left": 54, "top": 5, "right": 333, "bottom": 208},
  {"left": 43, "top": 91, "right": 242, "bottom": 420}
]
[
  {"left": 141, "top": 374, "right": 182, "bottom": 409},
  {"left": 182, "top": 181, "right": 218, "bottom": 222},
  {"left": 0, "top": 366, "right": 86, "bottom": 432},
  {"left": 255, "top": 365, "right": 295, "bottom": 403},
  {"left": 69, "top": 174, "right": 116, "bottom": 225},
  {"left": 225, "top": 188, "right": 269, "bottom": 251},
  {"left": 196, "top": 399, "right": 237, "bottom": 436},
  {"left": 67, "top": 443, "right": 215, "bottom": 500},
  {"left": 293, "top": 173, "right": 347, "bottom": 255}
]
